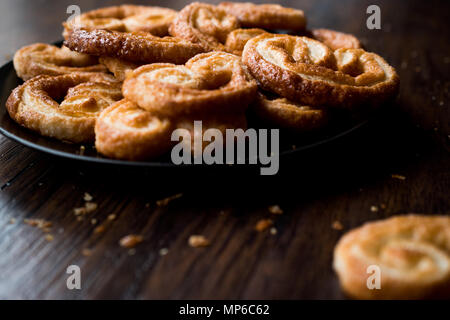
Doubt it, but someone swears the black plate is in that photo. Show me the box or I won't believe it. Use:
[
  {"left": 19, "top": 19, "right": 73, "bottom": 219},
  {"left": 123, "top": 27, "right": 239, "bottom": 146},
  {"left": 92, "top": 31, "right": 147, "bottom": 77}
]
[{"left": 0, "top": 57, "right": 368, "bottom": 168}]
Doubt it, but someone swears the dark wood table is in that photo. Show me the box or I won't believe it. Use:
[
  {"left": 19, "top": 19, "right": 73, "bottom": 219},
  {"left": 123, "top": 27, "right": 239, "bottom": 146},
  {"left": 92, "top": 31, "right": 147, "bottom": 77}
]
[{"left": 0, "top": 0, "right": 448, "bottom": 299}]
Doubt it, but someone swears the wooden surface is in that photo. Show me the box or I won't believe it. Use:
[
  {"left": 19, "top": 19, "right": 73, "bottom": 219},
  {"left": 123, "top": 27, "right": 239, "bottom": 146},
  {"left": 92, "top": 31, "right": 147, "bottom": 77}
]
[{"left": 0, "top": 0, "right": 449, "bottom": 299}]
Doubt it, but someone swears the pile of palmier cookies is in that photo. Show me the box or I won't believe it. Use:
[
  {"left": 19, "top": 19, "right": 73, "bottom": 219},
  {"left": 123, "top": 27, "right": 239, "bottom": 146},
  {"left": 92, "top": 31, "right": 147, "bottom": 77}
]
[
  {"left": 7, "top": 2, "right": 400, "bottom": 160},
  {"left": 5, "top": 2, "right": 450, "bottom": 301}
]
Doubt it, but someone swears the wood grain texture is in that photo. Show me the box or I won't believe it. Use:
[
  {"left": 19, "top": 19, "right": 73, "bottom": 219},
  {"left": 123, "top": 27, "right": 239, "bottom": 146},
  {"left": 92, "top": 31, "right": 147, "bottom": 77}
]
[{"left": 0, "top": 0, "right": 449, "bottom": 299}]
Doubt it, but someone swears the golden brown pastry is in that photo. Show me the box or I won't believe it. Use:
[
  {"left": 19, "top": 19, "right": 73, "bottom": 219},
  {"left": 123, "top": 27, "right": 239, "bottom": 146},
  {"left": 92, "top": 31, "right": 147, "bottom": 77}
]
[
  {"left": 225, "top": 28, "right": 267, "bottom": 55},
  {"left": 311, "top": 28, "right": 361, "bottom": 50},
  {"left": 123, "top": 52, "right": 257, "bottom": 117},
  {"left": 13, "top": 43, "right": 107, "bottom": 81},
  {"left": 334, "top": 215, "right": 450, "bottom": 299},
  {"left": 64, "top": 29, "right": 204, "bottom": 64},
  {"left": 99, "top": 57, "right": 139, "bottom": 81},
  {"left": 218, "top": 2, "right": 306, "bottom": 31},
  {"left": 95, "top": 99, "right": 173, "bottom": 160},
  {"left": 176, "top": 112, "right": 248, "bottom": 153},
  {"left": 6, "top": 73, "right": 121, "bottom": 143},
  {"left": 63, "top": 5, "right": 177, "bottom": 38},
  {"left": 251, "top": 92, "right": 328, "bottom": 132},
  {"left": 242, "top": 34, "right": 399, "bottom": 109},
  {"left": 169, "top": 2, "right": 240, "bottom": 52}
]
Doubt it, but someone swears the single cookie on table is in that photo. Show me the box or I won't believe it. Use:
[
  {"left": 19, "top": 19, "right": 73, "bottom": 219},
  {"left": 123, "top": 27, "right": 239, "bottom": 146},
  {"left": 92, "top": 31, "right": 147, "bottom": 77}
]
[
  {"left": 333, "top": 214, "right": 450, "bottom": 299},
  {"left": 123, "top": 52, "right": 257, "bottom": 118},
  {"left": 95, "top": 99, "right": 174, "bottom": 160},
  {"left": 310, "top": 28, "right": 361, "bottom": 50},
  {"left": 169, "top": 2, "right": 240, "bottom": 52},
  {"left": 63, "top": 5, "right": 177, "bottom": 38},
  {"left": 242, "top": 34, "right": 399, "bottom": 109},
  {"left": 13, "top": 43, "right": 107, "bottom": 81},
  {"left": 6, "top": 72, "right": 121, "bottom": 143},
  {"left": 250, "top": 92, "right": 328, "bottom": 132},
  {"left": 64, "top": 29, "right": 205, "bottom": 65},
  {"left": 225, "top": 28, "right": 267, "bottom": 55},
  {"left": 218, "top": 2, "right": 306, "bottom": 31}
]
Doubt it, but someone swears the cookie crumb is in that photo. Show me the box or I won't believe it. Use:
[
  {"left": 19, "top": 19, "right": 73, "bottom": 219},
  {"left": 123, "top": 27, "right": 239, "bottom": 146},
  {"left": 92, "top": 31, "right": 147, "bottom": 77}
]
[
  {"left": 332, "top": 221, "right": 344, "bottom": 230},
  {"left": 94, "top": 225, "right": 105, "bottom": 234},
  {"left": 79, "top": 145, "right": 86, "bottom": 156},
  {"left": 74, "top": 202, "right": 97, "bottom": 216},
  {"left": 255, "top": 219, "right": 273, "bottom": 232},
  {"left": 120, "top": 234, "right": 143, "bottom": 248},
  {"left": 91, "top": 218, "right": 97, "bottom": 225},
  {"left": 188, "top": 235, "right": 210, "bottom": 247},
  {"left": 107, "top": 214, "right": 117, "bottom": 221},
  {"left": 45, "top": 234, "right": 54, "bottom": 242},
  {"left": 83, "top": 192, "right": 93, "bottom": 202},
  {"left": 268, "top": 205, "right": 283, "bottom": 215},
  {"left": 391, "top": 174, "right": 406, "bottom": 180},
  {"left": 156, "top": 193, "right": 183, "bottom": 207},
  {"left": 270, "top": 227, "right": 278, "bottom": 235},
  {"left": 159, "top": 248, "right": 169, "bottom": 256},
  {"left": 82, "top": 248, "right": 92, "bottom": 257},
  {"left": 85, "top": 202, "right": 98, "bottom": 213},
  {"left": 24, "top": 218, "right": 52, "bottom": 229},
  {"left": 370, "top": 205, "right": 379, "bottom": 212},
  {"left": 74, "top": 207, "right": 86, "bottom": 216}
]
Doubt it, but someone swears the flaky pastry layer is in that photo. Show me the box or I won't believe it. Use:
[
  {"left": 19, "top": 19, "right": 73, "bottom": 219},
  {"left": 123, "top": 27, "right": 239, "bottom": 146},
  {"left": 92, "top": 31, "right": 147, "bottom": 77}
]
[
  {"left": 64, "top": 29, "right": 204, "bottom": 64},
  {"left": 14, "top": 43, "right": 107, "bottom": 81},
  {"left": 6, "top": 73, "right": 121, "bottom": 143},
  {"left": 218, "top": 2, "right": 306, "bottom": 31},
  {"left": 251, "top": 92, "right": 328, "bottom": 132},
  {"left": 123, "top": 52, "right": 257, "bottom": 117},
  {"left": 311, "top": 28, "right": 362, "bottom": 50},
  {"left": 242, "top": 34, "right": 399, "bottom": 109},
  {"left": 225, "top": 28, "right": 267, "bottom": 55},
  {"left": 169, "top": 2, "right": 240, "bottom": 52},
  {"left": 95, "top": 99, "right": 173, "bottom": 160},
  {"left": 63, "top": 5, "right": 177, "bottom": 38}
]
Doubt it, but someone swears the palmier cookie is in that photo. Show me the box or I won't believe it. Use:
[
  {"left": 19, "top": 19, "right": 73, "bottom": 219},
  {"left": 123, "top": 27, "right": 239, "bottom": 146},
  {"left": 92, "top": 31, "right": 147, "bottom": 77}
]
[
  {"left": 13, "top": 43, "right": 107, "bottom": 81},
  {"left": 6, "top": 73, "right": 121, "bottom": 143},
  {"left": 225, "top": 28, "right": 267, "bottom": 55},
  {"left": 311, "top": 29, "right": 361, "bottom": 50},
  {"left": 123, "top": 52, "right": 257, "bottom": 118},
  {"left": 99, "top": 57, "right": 139, "bottom": 81},
  {"left": 251, "top": 92, "right": 327, "bottom": 132},
  {"left": 95, "top": 100, "right": 173, "bottom": 160},
  {"left": 218, "top": 2, "right": 306, "bottom": 31},
  {"left": 64, "top": 29, "right": 204, "bottom": 64},
  {"left": 169, "top": 2, "right": 240, "bottom": 52},
  {"left": 242, "top": 34, "right": 399, "bottom": 109},
  {"left": 333, "top": 215, "right": 450, "bottom": 299},
  {"left": 63, "top": 5, "right": 177, "bottom": 38}
]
